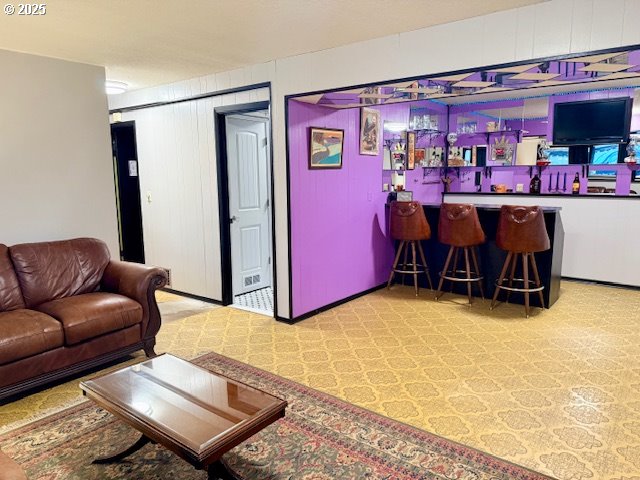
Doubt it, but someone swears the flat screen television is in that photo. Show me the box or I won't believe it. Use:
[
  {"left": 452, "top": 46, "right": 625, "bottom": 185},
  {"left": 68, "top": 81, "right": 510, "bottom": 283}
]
[{"left": 553, "top": 97, "right": 632, "bottom": 145}]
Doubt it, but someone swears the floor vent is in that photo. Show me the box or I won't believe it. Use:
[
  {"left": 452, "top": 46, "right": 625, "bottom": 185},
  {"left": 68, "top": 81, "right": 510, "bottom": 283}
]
[{"left": 162, "top": 268, "right": 172, "bottom": 287}]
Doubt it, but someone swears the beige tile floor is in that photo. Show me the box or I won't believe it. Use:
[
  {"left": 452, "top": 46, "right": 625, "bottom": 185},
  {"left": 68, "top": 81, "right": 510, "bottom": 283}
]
[{"left": 2, "top": 281, "right": 640, "bottom": 480}]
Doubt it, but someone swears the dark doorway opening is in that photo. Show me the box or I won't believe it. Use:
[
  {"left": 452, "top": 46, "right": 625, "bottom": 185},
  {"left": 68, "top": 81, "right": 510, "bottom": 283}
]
[{"left": 111, "top": 121, "right": 145, "bottom": 263}]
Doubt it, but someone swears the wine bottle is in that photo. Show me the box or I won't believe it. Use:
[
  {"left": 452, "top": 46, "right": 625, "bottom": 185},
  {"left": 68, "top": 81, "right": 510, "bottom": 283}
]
[
  {"left": 530, "top": 174, "right": 541, "bottom": 194},
  {"left": 572, "top": 173, "right": 580, "bottom": 195}
]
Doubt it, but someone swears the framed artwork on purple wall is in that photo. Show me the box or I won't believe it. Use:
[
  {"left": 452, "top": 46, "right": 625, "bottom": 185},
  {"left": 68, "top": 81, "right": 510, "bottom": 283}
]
[
  {"left": 406, "top": 131, "right": 416, "bottom": 170},
  {"left": 359, "top": 108, "right": 380, "bottom": 156},
  {"left": 309, "top": 127, "right": 344, "bottom": 169}
]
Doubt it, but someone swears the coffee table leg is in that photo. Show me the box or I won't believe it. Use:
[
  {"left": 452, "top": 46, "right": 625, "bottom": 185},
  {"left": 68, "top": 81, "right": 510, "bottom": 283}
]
[
  {"left": 207, "top": 459, "right": 236, "bottom": 480},
  {"left": 93, "top": 434, "right": 152, "bottom": 464}
]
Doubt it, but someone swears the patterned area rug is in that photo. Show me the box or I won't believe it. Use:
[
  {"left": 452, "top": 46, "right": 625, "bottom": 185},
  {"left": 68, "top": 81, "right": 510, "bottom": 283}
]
[{"left": 0, "top": 352, "right": 552, "bottom": 479}]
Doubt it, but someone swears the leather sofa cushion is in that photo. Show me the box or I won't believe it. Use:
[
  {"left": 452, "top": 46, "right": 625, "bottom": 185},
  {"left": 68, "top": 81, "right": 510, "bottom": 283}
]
[
  {"left": 10, "top": 238, "right": 110, "bottom": 308},
  {"left": 36, "top": 292, "right": 143, "bottom": 346},
  {"left": 0, "top": 309, "right": 63, "bottom": 365},
  {"left": 0, "top": 245, "right": 25, "bottom": 312}
]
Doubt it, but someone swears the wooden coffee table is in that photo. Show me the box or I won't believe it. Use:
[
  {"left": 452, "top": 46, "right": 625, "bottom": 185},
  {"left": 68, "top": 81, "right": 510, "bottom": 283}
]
[{"left": 79, "top": 354, "right": 287, "bottom": 479}]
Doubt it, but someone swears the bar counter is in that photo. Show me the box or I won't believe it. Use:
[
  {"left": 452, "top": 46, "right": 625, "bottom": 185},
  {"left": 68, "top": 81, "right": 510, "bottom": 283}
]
[
  {"left": 443, "top": 192, "right": 640, "bottom": 288},
  {"left": 390, "top": 203, "right": 564, "bottom": 308}
]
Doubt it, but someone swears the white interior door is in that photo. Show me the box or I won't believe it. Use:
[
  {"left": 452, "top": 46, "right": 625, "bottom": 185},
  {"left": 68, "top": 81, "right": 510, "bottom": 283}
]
[{"left": 226, "top": 115, "right": 271, "bottom": 297}]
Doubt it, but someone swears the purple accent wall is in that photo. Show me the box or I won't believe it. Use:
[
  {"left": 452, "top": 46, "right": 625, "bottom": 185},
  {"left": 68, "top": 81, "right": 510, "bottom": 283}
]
[
  {"left": 288, "top": 101, "right": 417, "bottom": 318},
  {"left": 287, "top": 91, "right": 639, "bottom": 317}
]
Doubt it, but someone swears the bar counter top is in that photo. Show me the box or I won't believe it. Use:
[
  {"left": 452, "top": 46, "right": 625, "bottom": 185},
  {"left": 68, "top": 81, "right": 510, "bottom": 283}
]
[
  {"left": 419, "top": 202, "right": 561, "bottom": 211},
  {"left": 445, "top": 191, "right": 639, "bottom": 200}
]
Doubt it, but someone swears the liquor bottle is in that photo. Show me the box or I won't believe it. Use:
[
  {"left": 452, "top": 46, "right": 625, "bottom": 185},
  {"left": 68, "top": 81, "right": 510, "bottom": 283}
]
[
  {"left": 572, "top": 173, "right": 580, "bottom": 195},
  {"left": 530, "top": 174, "right": 541, "bottom": 194}
]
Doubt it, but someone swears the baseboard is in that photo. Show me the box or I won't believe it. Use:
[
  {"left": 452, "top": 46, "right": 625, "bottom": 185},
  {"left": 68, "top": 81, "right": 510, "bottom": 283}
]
[
  {"left": 279, "top": 283, "right": 387, "bottom": 325},
  {"left": 561, "top": 276, "right": 640, "bottom": 291},
  {"left": 162, "top": 288, "right": 224, "bottom": 305}
]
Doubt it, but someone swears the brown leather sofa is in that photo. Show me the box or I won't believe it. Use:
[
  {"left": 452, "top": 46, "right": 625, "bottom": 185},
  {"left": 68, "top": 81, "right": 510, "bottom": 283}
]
[{"left": 0, "top": 238, "right": 167, "bottom": 401}]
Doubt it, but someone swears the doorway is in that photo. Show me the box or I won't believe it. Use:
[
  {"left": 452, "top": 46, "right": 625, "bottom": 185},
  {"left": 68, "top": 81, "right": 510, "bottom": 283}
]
[
  {"left": 215, "top": 102, "right": 275, "bottom": 316},
  {"left": 111, "top": 121, "right": 145, "bottom": 263}
]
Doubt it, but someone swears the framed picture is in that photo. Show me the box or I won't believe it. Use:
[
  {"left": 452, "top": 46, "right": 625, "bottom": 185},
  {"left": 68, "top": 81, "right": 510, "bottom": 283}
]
[
  {"left": 309, "top": 127, "right": 344, "bottom": 169},
  {"left": 407, "top": 131, "right": 416, "bottom": 170},
  {"left": 360, "top": 108, "right": 380, "bottom": 156},
  {"left": 415, "top": 148, "right": 426, "bottom": 166}
]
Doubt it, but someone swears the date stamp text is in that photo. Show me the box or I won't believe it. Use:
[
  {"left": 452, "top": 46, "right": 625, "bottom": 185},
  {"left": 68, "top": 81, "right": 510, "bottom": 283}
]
[{"left": 4, "top": 4, "right": 46, "bottom": 15}]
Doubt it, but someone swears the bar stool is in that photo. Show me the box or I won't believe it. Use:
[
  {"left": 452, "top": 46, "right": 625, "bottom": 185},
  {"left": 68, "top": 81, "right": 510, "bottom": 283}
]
[
  {"left": 387, "top": 201, "right": 433, "bottom": 295},
  {"left": 435, "top": 203, "right": 485, "bottom": 304},
  {"left": 491, "top": 205, "right": 550, "bottom": 317}
]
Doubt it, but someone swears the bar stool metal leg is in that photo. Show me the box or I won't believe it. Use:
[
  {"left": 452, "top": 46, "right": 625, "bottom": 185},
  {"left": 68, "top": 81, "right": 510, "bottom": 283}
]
[
  {"left": 505, "top": 253, "right": 518, "bottom": 303},
  {"left": 449, "top": 247, "right": 460, "bottom": 293},
  {"left": 463, "top": 247, "right": 473, "bottom": 304},
  {"left": 522, "top": 253, "right": 530, "bottom": 317},
  {"left": 530, "top": 253, "right": 545, "bottom": 308},
  {"left": 435, "top": 246, "right": 454, "bottom": 300},
  {"left": 470, "top": 247, "right": 484, "bottom": 300},
  {"left": 416, "top": 242, "right": 433, "bottom": 290},
  {"left": 411, "top": 241, "right": 419, "bottom": 296},
  {"left": 401, "top": 243, "right": 409, "bottom": 285},
  {"left": 387, "top": 241, "right": 405, "bottom": 289},
  {"left": 491, "top": 251, "right": 512, "bottom": 309}
]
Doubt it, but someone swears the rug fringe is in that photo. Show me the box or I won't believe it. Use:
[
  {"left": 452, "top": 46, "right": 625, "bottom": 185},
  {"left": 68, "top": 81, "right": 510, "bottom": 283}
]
[{"left": 0, "top": 397, "right": 88, "bottom": 435}]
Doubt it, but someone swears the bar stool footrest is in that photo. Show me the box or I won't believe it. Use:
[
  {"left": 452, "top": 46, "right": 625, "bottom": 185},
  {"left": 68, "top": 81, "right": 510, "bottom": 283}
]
[
  {"left": 495, "top": 277, "right": 544, "bottom": 293},
  {"left": 439, "top": 269, "right": 484, "bottom": 283},
  {"left": 395, "top": 267, "right": 428, "bottom": 274}
]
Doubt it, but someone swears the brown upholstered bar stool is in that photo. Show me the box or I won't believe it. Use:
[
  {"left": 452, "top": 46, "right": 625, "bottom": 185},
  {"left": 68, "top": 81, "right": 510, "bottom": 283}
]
[
  {"left": 387, "top": 201, "right": 433, "bottom": 295},
  {"left": 435, "top": 203, "right": 486, "bottom": 304},
  {"left": 491, "top": 205, "right": 550, "bottom": 317}
]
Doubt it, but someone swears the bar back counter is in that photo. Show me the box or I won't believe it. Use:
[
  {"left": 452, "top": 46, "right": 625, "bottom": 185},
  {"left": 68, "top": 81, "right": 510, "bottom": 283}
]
[{"left": 443, "top": 193, "right": 640, "bottom": 288}]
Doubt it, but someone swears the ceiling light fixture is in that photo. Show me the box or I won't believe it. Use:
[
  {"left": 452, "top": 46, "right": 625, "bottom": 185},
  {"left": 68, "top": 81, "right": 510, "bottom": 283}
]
[{"left": 105, "top": 80, "right": 128, "bottom": 95}]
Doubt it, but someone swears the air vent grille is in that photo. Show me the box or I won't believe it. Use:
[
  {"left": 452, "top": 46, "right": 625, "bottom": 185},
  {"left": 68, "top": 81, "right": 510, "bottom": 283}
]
[{"left": 243, "top": 274, "right": 261, "bottom": 287}]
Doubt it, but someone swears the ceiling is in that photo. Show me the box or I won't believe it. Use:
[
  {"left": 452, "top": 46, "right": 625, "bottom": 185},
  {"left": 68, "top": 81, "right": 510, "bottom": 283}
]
[
  {"left": 293, "top": 48, "right": 640, "bottom": 108},
  {"left": 0, "top": 0, "right": 544, "bottom": 90}
]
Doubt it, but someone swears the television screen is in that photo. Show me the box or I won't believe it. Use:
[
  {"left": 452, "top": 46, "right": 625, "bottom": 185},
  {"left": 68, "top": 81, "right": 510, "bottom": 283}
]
[{"left": 553, "top": 97, "right": 632, "bottom": 145}]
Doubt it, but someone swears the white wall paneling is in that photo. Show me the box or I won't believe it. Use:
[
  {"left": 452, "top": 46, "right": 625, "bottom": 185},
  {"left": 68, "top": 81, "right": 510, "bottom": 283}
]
[
  {"left": 444, "top": 194, "right": 640, "bottom": 287},
  {"left": 590, "top": 0, "right": 625, "bottom": 51},
  {"left": 532, "top": 0, "right": 573, "bottom": 58},
  {"left": 119, "top": 88, "right": 269, "bottom": 300},
  {"left": 569, "top": 0, "right": 594, "bottom": 54},
  {"left": 110, "top": 0, "right": 635, "bottom": 319},
  {"left": 0, "top": 50, "right": 118, "bottom": 254}
]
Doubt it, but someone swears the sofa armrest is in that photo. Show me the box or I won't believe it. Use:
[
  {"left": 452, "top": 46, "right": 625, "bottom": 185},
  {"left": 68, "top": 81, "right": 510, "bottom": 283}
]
[{"left": 100, "top": 261, "right": 168, "bottom": 356}]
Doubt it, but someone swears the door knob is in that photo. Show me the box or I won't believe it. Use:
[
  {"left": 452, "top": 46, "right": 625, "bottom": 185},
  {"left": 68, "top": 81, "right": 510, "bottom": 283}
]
[{"left": 230, "top": 215, "right": 238, "bottom": 223}]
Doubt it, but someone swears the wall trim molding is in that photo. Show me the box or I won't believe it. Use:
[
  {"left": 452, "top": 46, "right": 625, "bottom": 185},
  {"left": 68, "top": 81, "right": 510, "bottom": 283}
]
[
  {"left": 109, "top": 82, "right": 271, "bottom": 114},
  {"left": 161, "top": 287, "right": 224, "bottom": 305},
  {"left": 278, "top": 283, "right": 387, "bottom": 325}
]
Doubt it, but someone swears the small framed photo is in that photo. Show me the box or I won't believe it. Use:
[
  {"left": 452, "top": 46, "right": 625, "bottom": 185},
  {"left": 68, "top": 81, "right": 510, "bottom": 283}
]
[
  {"left": 360, "top": 108, "right": 380, "bottom": 156},
  {"left": 415, "top": 148, "right": 426, "bottom": 166},
  {"left": 407, "top": 131, "right": 416, "bottom": 170},
  {"left": 309, "top": 127, "right": 344, "bottom": 169}
]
